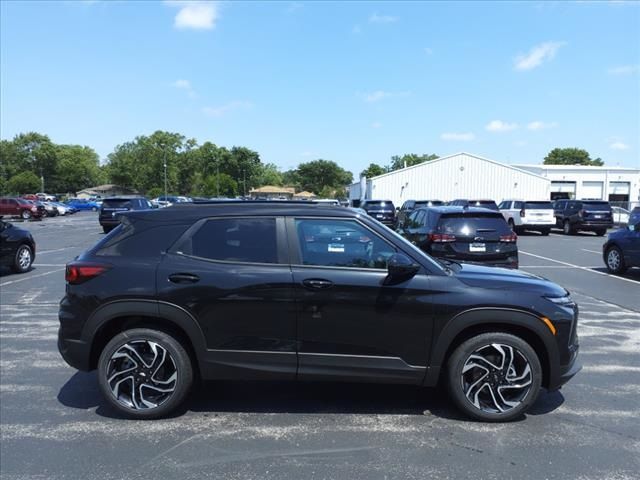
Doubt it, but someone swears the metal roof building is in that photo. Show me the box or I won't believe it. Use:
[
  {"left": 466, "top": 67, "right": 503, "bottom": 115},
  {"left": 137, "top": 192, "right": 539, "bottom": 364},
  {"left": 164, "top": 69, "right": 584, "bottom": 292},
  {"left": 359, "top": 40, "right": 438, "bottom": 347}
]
[{"left": 349, "top": 152, "right": 550, "bottom": 206}]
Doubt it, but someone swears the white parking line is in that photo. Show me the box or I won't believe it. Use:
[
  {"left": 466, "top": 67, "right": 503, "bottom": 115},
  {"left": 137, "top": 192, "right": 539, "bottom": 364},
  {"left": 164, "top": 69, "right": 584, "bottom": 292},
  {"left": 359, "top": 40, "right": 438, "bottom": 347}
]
[
  {"left": 520, "top": 265, "right": 601, "bottom": 269},
  {"left": 519, "top": 250, "right": 640, "bottom": 285},
  {"left": 581, "top": 249, "right": 602, "bottom": 254},
  {"left": 32, "top": 264, "right": 66, "bottom": 267},
  {"left": 0, "top": 268, "right": 65, "bottom": 287},
  {"left": 37, "top": 247, "right": 74, "bottom": 255}
]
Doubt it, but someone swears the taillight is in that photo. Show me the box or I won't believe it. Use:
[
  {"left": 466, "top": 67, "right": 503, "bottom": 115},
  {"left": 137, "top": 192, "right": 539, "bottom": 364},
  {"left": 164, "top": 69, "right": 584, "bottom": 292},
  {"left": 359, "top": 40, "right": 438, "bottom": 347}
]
[
  {"left": 429, "top": 233, "right": 456, "bottom": 243},
  {"left": 519, "top": 209, "right": 525, "bottom": 217},
  {"left": 500, "top": 233, "right": 518, "bottom": 243},
  {"left": 65, "top": 262, "right": 110, "bottom": 285}
]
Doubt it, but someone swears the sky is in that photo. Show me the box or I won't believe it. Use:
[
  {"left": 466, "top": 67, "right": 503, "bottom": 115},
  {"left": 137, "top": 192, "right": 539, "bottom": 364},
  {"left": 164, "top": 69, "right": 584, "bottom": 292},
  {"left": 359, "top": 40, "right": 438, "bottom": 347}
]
[{"left": 1, "top": 0, "right": 639, "bottom": 178}]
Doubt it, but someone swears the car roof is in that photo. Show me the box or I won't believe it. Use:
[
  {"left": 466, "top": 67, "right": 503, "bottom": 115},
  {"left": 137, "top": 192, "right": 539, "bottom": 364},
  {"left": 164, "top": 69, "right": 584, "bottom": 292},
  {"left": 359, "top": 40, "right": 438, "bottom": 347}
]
[{"left": 418, "top": 206, "right": 501, "bottom": 215}]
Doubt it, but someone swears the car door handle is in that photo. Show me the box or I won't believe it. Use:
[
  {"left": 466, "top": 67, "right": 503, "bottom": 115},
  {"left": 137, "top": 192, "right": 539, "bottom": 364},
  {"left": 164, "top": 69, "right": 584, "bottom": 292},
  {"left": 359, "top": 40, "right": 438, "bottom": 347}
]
[
  {"left": 302, "top": 278, "right": 334, "bottom": 290},
  {"left": 168, "top": 273, "right": 200, "bottom": 284}
]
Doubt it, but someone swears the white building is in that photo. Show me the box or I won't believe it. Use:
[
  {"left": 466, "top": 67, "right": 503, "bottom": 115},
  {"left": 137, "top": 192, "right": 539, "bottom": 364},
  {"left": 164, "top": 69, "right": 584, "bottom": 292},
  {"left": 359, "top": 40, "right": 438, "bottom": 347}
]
[
  {"left": 513, "top": 164, "right": 640, "bottom": 204},
  {"left": 350, "top": 152, "right": 550, "bottom": 206}
]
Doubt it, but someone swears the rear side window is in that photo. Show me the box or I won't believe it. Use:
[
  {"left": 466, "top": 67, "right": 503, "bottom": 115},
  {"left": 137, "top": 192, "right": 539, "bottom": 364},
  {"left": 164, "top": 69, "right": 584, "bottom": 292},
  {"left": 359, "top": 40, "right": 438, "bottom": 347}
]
[
  {"left": 438, "top": 214, "right": 511, "bottom": 235},
  {"left": 525, "top": 201, "right": 553, "bottom": 209},
  {"left": 95, "top": 222, "right": 189, "bottom": 258},
  {"left": 102, "top": 199, "right": 133, "bottom": 209},
  {"left": 177, "top": 218, "right": 278, "bottom": 264}
]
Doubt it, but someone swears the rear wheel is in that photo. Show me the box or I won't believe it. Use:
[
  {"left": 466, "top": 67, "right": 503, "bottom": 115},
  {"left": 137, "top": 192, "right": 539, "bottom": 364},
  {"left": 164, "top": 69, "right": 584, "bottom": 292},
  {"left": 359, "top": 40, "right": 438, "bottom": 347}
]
[
  {"left": 446, "top": 332, "right": 542, "bottom": 422},
  {"left": 540, "top": 228, "right": 550, "bottom": 236},
  {"left": 21, "top": 210, "right": 32, "bottom": 220},
  {"left": 102, "top": 226, "right": 112, "bottom": 234},
  {"left": 11, "top": 244, "right": 33, "bottom": 273},
  {"left": 563, "top": 220, "right": 574, "bottom": 235},
  {"left": 508, "top": 219, "right": 519, "bottom": 234},
  {"left": 595, "top": 229, "right": 606, "bottom": 236},
  {"left": 97, "top": 328, "right": 194, "bottom": 419},
  {"left": 605, "top": 245, "right": 627, "bottom": 274}
]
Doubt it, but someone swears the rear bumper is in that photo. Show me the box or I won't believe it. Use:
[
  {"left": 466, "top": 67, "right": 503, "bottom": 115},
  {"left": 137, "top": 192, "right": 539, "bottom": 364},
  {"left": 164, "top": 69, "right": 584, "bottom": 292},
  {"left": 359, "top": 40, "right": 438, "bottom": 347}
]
[
  {"left": 576, "top": 221, "right": 613, "bottom": 229},
  {"left": 58, "top": 331, "right": 92, "bottom": 371},
  {"left": 521, "top": 223, "right": 554, "bottom": 228},
  {"left": 99, "top": 218, "right": 120, "bottom": 227}
]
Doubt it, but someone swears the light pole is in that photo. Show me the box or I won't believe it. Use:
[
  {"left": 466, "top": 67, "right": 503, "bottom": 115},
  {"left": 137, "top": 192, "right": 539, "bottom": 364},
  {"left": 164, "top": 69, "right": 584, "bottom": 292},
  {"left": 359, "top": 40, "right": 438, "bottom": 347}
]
[
  {"left": 216, "top": 159, "right": 220, "bottom": 198},
  {"left": 163, "top": 148, "right": 167, "bottom": 200}
]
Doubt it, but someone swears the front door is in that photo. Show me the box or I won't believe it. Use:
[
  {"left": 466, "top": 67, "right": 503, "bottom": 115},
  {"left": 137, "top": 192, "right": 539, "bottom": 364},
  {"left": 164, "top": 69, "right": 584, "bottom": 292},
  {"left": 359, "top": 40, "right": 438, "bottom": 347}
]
[{"left": 288, "top": 217, "right": 432, "bottom": 384}]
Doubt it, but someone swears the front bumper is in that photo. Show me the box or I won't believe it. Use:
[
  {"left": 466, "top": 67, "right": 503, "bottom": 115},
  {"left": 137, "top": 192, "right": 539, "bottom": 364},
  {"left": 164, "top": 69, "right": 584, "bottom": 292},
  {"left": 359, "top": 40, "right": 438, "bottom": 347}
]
[{"left": 548, "top": 346, "right": 581, "bottom": 391}]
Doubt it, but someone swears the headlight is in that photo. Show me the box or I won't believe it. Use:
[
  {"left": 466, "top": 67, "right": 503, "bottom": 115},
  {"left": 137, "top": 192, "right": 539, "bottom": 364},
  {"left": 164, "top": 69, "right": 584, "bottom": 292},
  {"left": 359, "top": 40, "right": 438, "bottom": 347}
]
[{"left": 544, "top": 294, "right": 575, "bottom": 307}]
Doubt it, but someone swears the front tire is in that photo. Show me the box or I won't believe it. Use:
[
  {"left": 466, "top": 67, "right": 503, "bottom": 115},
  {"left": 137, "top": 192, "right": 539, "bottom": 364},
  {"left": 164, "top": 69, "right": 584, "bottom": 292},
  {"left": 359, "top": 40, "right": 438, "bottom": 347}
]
[
  {"left": 605, "top": 245, "right": 627, "bottom": 274},
  {"left": 446, "top": 332, "right": 542, "bottom": 422},
  {"left": 540, "top": 228, "right": 550, "bottom": 236},
  {"left": 595, "top": 229, "right": 606, "bottom": 237},
  {"left": 563, "top": 220, "right": 574, "bottom": 235},
  {"left": 21, "top": 210, "right": 32, "bottom": 220},
  {"left": 12, "top": 244, "right": 33, "bottom": 273},
  {"left": 97, "top": 328, "right": 194, "bottom": 419}
]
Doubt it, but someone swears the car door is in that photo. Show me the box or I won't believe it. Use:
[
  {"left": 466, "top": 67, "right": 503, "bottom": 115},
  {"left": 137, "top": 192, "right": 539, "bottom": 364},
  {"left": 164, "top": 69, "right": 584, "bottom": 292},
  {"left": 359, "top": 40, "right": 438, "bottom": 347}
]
[
  {"left": 288, "top": 216, "right": 433, "bottom": 384},
  {"left": 156, "top": 216, "right": 298, "bottom": 380}
]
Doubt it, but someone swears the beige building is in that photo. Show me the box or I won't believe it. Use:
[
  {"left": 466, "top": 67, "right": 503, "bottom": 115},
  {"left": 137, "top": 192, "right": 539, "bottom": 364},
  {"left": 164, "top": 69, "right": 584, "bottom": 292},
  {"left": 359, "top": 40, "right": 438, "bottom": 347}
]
[
  {"left": 76, "top": 184, "right": 138, "bottom": 199},
  {"left": 249, "top": 186, "right": 296, "bottom": 199}
]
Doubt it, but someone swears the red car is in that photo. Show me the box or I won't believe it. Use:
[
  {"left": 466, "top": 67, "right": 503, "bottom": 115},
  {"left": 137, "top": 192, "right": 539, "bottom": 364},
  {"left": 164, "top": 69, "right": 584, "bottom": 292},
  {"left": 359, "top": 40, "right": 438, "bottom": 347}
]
[{"left": 0, "top": 197, "right": 45, "bottom": 220}]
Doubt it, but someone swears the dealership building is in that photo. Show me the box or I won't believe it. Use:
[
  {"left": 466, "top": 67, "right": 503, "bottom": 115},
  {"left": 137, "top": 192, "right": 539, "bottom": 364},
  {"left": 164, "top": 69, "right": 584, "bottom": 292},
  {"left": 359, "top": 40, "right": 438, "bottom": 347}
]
[{"left": 349, "top": 152, "right": 640, "bottom": 208}]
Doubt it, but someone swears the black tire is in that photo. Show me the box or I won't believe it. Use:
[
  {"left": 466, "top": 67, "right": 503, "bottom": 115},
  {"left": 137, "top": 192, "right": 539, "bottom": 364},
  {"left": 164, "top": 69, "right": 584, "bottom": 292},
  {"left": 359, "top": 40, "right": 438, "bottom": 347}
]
[
  {"left": 605, "top": 245, "right": 627, "bottom": 274},
  {"left": 21, "top": 210, "right": 32, "bottom": 220},
  {"left": 97, "top": 328, "right": 194, "bottom": 419},
  {"left": 508, "top": 219, "right": 516, "bottom": 232},
  {"left": 11, "top": 244, "right": 33, "bottom": 273},
  {"left": 92, "top": 207, "right": 98, "bottom": 212},
  {"left": 446, "top": 332, "right": 542, "bottom": 422},
  {"left": 595, "top": 229, "right": 606, "bottom": 237},
  {"left": 540, "top": 228, "right": 550, "bottom": 236},
  {"left": 102, "top": 226, "right": 112, "bottom": 234},
  {"left": 563, "top": 220, "right": 574, "bottom": 235}
]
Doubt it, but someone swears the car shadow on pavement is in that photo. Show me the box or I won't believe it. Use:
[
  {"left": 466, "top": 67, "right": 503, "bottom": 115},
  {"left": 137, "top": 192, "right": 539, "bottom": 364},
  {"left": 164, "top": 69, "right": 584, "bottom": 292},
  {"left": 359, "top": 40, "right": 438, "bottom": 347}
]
[{"left": 57, "top": 372, "right": 564, "bottom": 422}]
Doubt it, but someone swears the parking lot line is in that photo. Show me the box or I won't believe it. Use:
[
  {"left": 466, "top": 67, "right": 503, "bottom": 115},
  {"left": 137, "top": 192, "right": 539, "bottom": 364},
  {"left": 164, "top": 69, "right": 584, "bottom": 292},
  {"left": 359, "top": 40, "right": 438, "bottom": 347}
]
[
  {"left": 37, "top": 247, "right": 75, "bottom": 255},
  {"left": 520, "top": 265, "right": 601, "bottom": 269},
  {"left": 0, "top": 268, "right": 65, "bottom": 287},
  {"left": 519, "top": 250, "right": 640, "bottom": 285},
  {"left": 581, "top": 249, "right": 601, "bottom": 254}
]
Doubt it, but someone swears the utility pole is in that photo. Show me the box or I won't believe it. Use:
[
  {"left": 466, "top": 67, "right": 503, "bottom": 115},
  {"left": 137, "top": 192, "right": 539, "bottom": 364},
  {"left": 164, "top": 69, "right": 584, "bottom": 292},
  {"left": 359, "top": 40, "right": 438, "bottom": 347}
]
[
  {"left": 243, "top": 169, "right": 246, "bottom": 197},
  {"left": 216, "top": 159, "right": 220, "bottom": 198},
  {"left": 40, "top": 167, "right": 44, "bottom": 193},
  {"left": 163, "top": 148, "right": 167, "bottom": 200}
]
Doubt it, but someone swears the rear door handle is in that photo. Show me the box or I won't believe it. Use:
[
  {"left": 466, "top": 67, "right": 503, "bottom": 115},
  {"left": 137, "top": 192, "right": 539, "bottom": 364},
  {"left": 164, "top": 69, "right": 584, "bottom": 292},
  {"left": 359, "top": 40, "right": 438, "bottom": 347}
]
[
  {"left": 302, "top": 278, "right": 334, "bottom": 290},
  {"left": 168, "top": 273, "right": 200, "bottom": 284}
]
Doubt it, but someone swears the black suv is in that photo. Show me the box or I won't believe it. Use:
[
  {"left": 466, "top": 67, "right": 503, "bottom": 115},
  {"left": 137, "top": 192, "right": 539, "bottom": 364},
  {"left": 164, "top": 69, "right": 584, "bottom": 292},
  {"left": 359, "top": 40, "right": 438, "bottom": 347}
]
[
  {"left": 396, "top": 200, "right": 444, "bottom": 229},
  {"left": 58, "top": 202, "right": 580, "bottom": 421},
  {"left": 448, "top": 199, "right": 499, "bottom": 211},
  {"left": 99, "top": 196, "right": 153, "bottom": 233},
  {"left": 397, "top": 206, "right": 519, "bottom": 268},
  {"left": 361, "top": 200, "right": 396, "bottom": 227},
  {"left": 553, "top": 200, "right": 613, "bottom": 236}
]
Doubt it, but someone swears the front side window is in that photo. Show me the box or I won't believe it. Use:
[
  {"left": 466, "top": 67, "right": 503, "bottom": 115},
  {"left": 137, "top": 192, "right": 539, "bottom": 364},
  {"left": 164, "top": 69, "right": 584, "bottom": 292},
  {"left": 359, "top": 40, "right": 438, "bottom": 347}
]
[
  {"left": 177, "top": 217, "right": 278, "bottom": 264},
  {"left": 295, "top": 218, "right": 396, "bottom": 269}
]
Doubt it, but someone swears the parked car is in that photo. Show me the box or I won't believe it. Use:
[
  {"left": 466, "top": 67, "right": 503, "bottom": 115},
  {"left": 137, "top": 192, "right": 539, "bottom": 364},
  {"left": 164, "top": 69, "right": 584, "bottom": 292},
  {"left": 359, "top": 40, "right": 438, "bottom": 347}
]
[
  {"left": 498, "top": 200, "right": 555, "bottom": 235},
  {"left": 151, "top": 196, "right": 191, "bottom": 208},
  {"left": 36, "top": 192, "right": 57, "bottom": 201},
  {"left": 36, "top": 201, "right": 59, "bottom": 217},
  {"left": 397, "top": 206, "right": 518, "bottom": 268},
  {"left": 602, "top": 220, "right": 640, "bottom": 274},
  {"left": 58, "top": 202, "right": 579, "bottom": 421},
  {"left": 314, "top": 199, "right": 341, "bottom": 206},
  {"left": 611, "top": 206, "right": 630, "bottom": 226},
  {"left": 0, "top": 220, "right": 36, "bottom": 273},
  {"left": 448, "top": 199, "right": 499, "bottom": 211},
  {"left": 629, "top": 207, "right": 640, "bottom": 226},
  {"left": 0, "top": 197, "right": 45, "bottom": 220},
  {"left": 361, "top": 200, "right": 396, "bottom": 227},
  {"left": 65, "top": 198, "right": 100, "bottom": 211},
  {"left": 49, "top": 202, "right": 72, "bottom": 215},
  {"left": 99, "top": 197, "right": 153, "bottom": 233},
  {"left": 396, "top": 200, "right": 445, "bottom": 229},
  {"left": 553, "top": 200, "right": 613, "bottom": 236}
]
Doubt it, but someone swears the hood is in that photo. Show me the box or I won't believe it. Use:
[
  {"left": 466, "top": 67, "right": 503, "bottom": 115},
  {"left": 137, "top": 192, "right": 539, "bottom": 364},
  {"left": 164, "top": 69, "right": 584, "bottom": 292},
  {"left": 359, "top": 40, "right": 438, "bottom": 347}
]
[
  {"left": 455, "top": 263, "right": 567, "bottom": 296},
  {"left": 608, "top": 227, "right": 633, "bottom": 240}
]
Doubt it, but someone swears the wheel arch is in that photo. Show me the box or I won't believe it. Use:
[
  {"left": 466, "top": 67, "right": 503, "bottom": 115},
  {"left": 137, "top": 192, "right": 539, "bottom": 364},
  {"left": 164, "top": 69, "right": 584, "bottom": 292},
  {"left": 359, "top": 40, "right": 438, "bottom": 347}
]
[{"left": 425, "top": 308, "right": 558, "bottom": 389}]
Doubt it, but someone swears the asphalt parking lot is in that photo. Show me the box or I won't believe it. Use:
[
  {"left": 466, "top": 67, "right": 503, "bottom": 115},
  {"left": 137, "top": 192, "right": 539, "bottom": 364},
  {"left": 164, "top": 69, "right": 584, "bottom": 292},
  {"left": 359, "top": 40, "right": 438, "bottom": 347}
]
[{"left": 1, "top": 213, "right": 639, "bottom": 480}]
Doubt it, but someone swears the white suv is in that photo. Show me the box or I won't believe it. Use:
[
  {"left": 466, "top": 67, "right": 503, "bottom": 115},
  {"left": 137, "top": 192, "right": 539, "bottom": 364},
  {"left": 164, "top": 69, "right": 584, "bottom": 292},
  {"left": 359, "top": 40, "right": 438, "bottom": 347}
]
[{"left": 498, "top": 200, "right": 555, "bottom": 235}]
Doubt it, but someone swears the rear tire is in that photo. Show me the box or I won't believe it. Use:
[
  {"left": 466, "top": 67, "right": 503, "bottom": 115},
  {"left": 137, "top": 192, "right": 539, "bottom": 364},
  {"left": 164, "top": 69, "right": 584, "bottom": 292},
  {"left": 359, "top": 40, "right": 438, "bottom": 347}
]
[
  {"left": 540, "top": 228, "right": 550, "bottom": 236},
  {"left": 102, "top": 226, "right": 112, "bottom": 234},
  {"left": 97, "top": 328, "right": 194, "bottom": 419},
  {"left": 595, "top": 229, "right": 606, "bottom": 237},
  {"left": 21, "top": 210, "right": 32, "bottom": 220},
  {"left": 605, "top": 245, "right": 627, "bottom": 274},
  {"left": 11, "top": 244, "right": 33, "bottom": 273},
  {"left": 446, "top": 332, "right": 542, "bottom": 422},
  {"left": 563, "top": 220, "right": 574, "bottom": 235}
]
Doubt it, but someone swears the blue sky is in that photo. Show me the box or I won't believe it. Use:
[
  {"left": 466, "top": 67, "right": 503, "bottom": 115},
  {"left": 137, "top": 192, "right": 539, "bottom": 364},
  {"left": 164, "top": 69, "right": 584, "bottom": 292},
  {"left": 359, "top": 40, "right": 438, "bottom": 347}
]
[{"left": 1, "top": 1, "right": 639, "bottom": 177}]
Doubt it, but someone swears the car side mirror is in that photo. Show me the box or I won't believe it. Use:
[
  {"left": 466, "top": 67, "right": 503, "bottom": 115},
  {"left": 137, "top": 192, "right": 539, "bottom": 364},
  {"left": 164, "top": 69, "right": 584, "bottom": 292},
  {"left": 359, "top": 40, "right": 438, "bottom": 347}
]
[{"left": 387, "top": 253, "right": 420, "bottom": 280}]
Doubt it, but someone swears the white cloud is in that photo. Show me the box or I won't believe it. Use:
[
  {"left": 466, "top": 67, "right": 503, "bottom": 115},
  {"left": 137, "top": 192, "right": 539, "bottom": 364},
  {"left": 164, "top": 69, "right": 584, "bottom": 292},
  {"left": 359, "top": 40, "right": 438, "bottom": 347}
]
[
  {"left": 527, "top": 121, "right": 558, "bottom": 131},
  {"left": 172, "top": 79, "right": 197, "bottom": 98},
  {"left": 360, "top": 90, "right": 409, "bottom": 103},
  {"left": 202, "top": 101, "right": 252, "bottom": 117},
  {"left": 441, "top": 132, "right": 475, "bottom": 142},
  {"left": 514, "top": 41, "right": 565, "bottom": 71},
  {"left": 369, "top": 13, "right": 399, "bottom": 23},
  {"left": 371, "top": 122, "right": 382, "bottom": 129},
  {"left": 610, "top": 142, "right": 629, "bottom": 150},
  {"left": 607, "top": 65, "right": 639, "bottom": 75},
  {"left": 165, "top": 1, "right": 218, "bottom": 30},
  {"left": 485, "top": 120, "right": 518, "bottom": 132}
]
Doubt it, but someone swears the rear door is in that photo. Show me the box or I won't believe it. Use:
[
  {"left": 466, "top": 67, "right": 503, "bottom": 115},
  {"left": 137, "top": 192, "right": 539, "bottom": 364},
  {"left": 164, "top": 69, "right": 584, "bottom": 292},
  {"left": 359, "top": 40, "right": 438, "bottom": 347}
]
[{"left": 157, "top": 216, "right": 297, "bottom": 380}]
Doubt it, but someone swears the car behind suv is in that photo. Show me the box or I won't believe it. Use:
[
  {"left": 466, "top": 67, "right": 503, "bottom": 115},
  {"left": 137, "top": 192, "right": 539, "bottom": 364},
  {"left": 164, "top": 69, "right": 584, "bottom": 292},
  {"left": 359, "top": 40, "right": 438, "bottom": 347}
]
[
  {"left": 99, "top": 196, "right": 153, "bottom": 233},
  {"left": 0, "top": 197, "right": 45, "bottom": 220},
  {"left": 396, "top": 200, "right": 444, "bottom": 229},
  {"left": 361, "top": 200, "right": 396, "bottom": 227},
  {"left": 499, "top": 200, "right": 555, "bottom": 235},
  {"left": 554, "top": 200, "right": 613, "bottom": 235},
  {"left": 448, "top": 199, "right": 499, "bottom": 211},
  {"left": 58, "top": 202, "right": 580, "bottom": 422}
]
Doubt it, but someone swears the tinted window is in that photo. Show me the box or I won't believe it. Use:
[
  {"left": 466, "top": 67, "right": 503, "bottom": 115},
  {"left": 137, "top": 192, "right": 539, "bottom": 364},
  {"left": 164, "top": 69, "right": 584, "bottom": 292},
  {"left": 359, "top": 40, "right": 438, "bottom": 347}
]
[
  {"left": 525, "top": 201, "right": 553, "bottom": 209},
  {"left": 295, "top": 218, "right": 396, "bottom": 269},
  {"left": 513, "top": 201, "right": 524, "bottom": 209},
  {"left": 96, "top": 222, "right": 188, "bottom": 258},
  {"left": 415, "top": 200, "right": 443, "bottom": 207},
  {"left": 438, "top": 214, "right": 511, "bottom": 235},
  {"left": 178, "top": 218, "right": 278, "bottom": 264},
  {"left": 469, "top": 201, "right": 499, "bottom": 211},
  {"left": 102, "top": 199, "right": 133, "bottom": 209},
  {"left": 362, "top": 200, "right": 395, "bottom": 210},
  {"left": 582, "top": 201, "right": 611, "bottom": 210},
  {"left": 498, "top": 201, "right": 509, "bottom": 209}
]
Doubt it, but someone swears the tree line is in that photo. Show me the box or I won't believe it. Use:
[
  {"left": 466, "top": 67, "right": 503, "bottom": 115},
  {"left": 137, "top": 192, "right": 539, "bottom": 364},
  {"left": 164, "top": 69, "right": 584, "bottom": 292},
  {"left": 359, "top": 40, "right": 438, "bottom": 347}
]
[{"left": 0, "top": 131, "right": 606, "bottom": 197}]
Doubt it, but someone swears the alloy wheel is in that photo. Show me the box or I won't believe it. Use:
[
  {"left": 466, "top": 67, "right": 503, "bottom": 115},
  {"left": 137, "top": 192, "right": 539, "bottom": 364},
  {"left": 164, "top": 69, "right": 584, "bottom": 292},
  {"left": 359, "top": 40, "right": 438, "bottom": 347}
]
[
  {"left": 17, "top": 247, "right": 32, "bottom": 270},
  {"left": 106, "top": 340, "right": 178, "bottom": 410},
  {"left": 461, "top": 343, "right": 533, "bottom": 414},
  {"left": 607, "top": 248, "right": 621, "bottom": 271}
]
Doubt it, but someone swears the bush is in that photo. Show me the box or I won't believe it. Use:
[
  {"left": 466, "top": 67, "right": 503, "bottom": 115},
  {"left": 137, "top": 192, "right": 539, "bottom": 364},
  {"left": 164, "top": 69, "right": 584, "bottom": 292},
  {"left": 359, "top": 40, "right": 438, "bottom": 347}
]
[{"left": 7, "top": 171, "right": 41, "bottom": 195}]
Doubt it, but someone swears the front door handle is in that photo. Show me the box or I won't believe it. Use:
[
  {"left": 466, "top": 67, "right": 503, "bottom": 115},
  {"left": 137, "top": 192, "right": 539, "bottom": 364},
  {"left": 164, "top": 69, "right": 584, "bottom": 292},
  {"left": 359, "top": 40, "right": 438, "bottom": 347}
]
[
  {"left": 168, "top": 273, "right": 200, "bottom": 284},
  {"left": 302, "top": 278, "right": 334, "bottom": 290}
]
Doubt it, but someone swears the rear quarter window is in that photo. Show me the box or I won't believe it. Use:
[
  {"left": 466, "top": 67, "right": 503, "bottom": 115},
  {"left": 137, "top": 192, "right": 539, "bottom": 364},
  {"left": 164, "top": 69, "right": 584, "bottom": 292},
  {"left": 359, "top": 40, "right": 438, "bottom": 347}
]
[{"left": 94, "top": 221, "right": 189, "bottom": 258}]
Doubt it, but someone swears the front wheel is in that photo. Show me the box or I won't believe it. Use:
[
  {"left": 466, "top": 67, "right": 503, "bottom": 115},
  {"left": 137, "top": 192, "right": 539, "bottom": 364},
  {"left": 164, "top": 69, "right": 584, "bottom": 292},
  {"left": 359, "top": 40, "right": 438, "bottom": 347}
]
[
  {"left": 92, "top": 207, "right": 98, "bottom": 212},
  {"left": 605, "top": 246, "right": 627, "bottom": 274},
  {"left": 595, "top": 229, "right": 606, "bottom": 237},
  {"left": 563, "top": 220, "right": 574, "bottom": 235},
  {"left": 540, "top": 228, "right": 550, "bottom": 236},
  {"left": 12, "top": 244, "right": 33, "bottom": 273},
  {"left": 21, "top": 210, "right": 32, "bottom": 220},
  {"left": 446, "top": 332, "right": 542, "bottom": 422},
  {"left": 97, "top": 328, "right": 194, "bottom": 419}
]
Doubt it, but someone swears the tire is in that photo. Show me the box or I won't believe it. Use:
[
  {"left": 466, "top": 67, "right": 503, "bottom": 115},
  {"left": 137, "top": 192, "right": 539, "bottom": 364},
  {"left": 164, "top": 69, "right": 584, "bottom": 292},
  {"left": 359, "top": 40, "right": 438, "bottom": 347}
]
[
  {"left": 92, "top": 207, "right": 98, "bottom": 212},
  {"left": 102, "top": 226, "right": 112, "bottom": 234},
  {"left": 563, "top": 220, "right": 574, "bottom": 235},
  {"left": 446, "top": 332, "right": 542, "bottom": 422},
  {"left": 605, "top": 245, "right": 627, "bottom": 274},
  {"left": 595, "top": 229, "right": 606, "bottom": 237},
  {"left": 11, "top": 244, "right": 33, "bottom": 273},
  {"left": 97, "top": 328, "right": 194, "bottom": 419},
  {"left": 21, "top": 210, "right": 32, "bottom": 220},
  {"left": 540, "top": 228, "right": 550, "bottom": 236}
]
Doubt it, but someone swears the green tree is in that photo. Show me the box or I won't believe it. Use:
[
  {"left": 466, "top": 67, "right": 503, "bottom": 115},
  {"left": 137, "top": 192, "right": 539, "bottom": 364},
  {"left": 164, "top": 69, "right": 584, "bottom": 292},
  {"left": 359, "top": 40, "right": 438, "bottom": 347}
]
[
  {"left": 53, "top": 144, "right": 103, "bottom": 193},
  {"left": 254, "top": 163, "right": 283, "bottom": 187},
  {"left": 388, "top": 153, "right": 439, "bottom": 171},
  {"left": 360, "top": 163, "right": 387, "bottom": 178},
  {"left": 7, "top": 171, "right": 41, "bottom": 194},
  {"left": 293, "top": 159, "right": 353, "bottom": 194},
  {"left": 543, "top": 148, "right": 604, "bottom": 166},
  {"left": 11, "top": 132, "right": 58, "bottom": 190}
]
